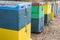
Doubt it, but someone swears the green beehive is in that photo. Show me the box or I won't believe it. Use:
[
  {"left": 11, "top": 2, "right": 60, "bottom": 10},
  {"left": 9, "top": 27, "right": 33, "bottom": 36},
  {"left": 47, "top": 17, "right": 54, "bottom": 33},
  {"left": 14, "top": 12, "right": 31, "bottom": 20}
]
[
  {"left": 31, "top": 2, "right": 44, "bottom": 33},
  {"left": 39, "top": 6, "right": 44, "bottom": 18},
  {"left": 32, "top": 2, "right": 44, "bottom": 19}
]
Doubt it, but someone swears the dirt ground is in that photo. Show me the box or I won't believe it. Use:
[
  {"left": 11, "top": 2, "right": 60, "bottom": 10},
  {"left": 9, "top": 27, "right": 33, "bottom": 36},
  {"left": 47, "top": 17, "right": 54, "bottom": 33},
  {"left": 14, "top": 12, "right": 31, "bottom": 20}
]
[{"left": 32, "top": 13, "right": 60, "bottom": 40}]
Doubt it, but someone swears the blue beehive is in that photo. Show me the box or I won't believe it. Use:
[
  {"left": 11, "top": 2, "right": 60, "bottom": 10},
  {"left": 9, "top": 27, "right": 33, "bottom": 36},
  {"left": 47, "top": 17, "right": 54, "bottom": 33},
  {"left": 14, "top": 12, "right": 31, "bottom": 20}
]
[
  {"left": 3, "top": 2, "right": 32, "bottom": 25},
  {"left": 22, "top": 2, "right": 32, "bottom": 25},
  {"left": 0, "top": 2, "right": 32, "bottom": 40},
  {"left": 26, "top": 3, "right": 31, "bottom": 25},
  {"left": 0, "top": 3, "right": 26, "bottom": 31},
  {"left": 56, "top": 6, "right": 60, "bottom": 16}
]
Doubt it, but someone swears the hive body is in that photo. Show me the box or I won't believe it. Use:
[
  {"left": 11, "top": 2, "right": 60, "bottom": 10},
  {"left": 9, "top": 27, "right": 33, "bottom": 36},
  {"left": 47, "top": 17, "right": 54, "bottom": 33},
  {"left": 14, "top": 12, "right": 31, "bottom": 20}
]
[{"left": 31, "top": 2, "right": 44, "bottom": 33}]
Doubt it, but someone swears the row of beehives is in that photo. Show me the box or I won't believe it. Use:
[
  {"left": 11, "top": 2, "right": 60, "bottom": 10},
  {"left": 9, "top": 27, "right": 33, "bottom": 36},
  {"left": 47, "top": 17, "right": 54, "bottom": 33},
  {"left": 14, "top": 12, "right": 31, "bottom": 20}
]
[{"left": 0, "top": 1, "right": 59, "bottom": 40}]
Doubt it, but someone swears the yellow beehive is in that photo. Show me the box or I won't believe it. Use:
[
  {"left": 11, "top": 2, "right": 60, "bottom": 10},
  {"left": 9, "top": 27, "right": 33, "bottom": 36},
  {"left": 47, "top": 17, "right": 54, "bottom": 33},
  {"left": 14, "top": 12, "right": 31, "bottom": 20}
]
[
  {"left": 49, "top": 2, "right": 55, "bottom": 21},
  {"left": 26, "top": 23, "right": 31, "bottom": 40},
  {"left": 48, "top": 4, "right": 51, "bottom": 14},
  {"left": 0, "top": 23, "right": 31, "bottom": 40},
  {"left": 0, "top": 27, "right": 26, "bottom": 40},
  {"left": 50, "top": 12, "right": 54, "bottom": 21},
  {"left": 44, "top": 4, "right": 51, "bottom": 14}
]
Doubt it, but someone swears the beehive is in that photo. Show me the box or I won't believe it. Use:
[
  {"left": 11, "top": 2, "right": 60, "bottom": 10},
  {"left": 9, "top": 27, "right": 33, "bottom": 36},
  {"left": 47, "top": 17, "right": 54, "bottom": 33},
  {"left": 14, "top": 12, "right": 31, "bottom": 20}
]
[
  {"left": 31, "top": 2, "right": 44, "bottom": 33},
  {"left": 44, "top": 3, "right": 51, "bottom": 25},
  {"left": 50, "top": 2, "right": 55, "bottom": 21},
  {"left": 0, "top": 2, "right": 31, "bottom": 40}
]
